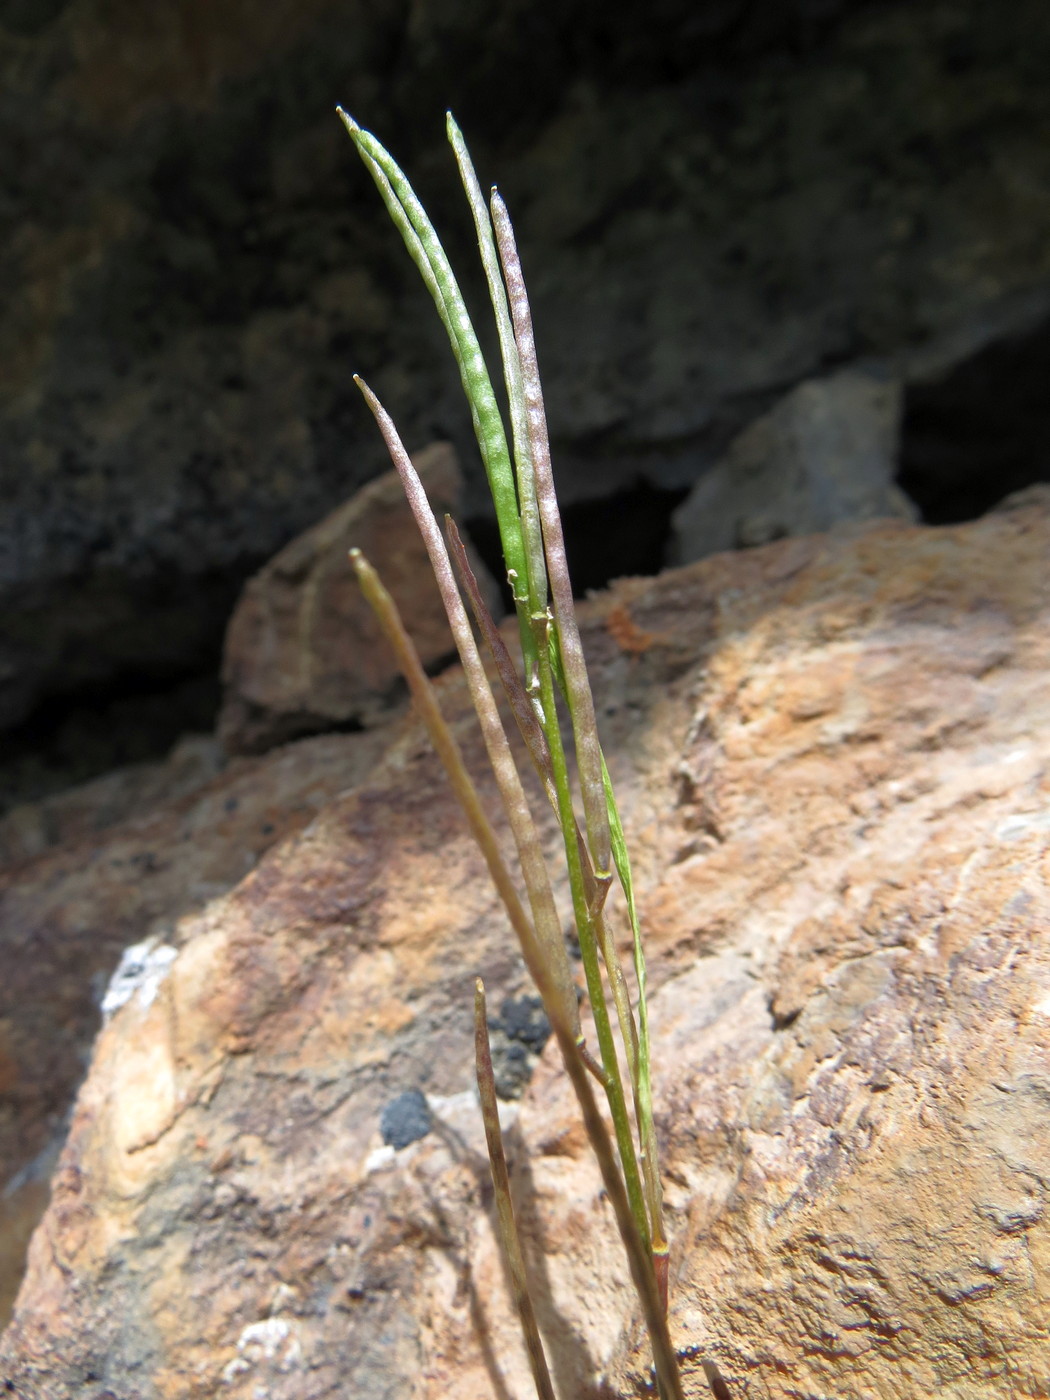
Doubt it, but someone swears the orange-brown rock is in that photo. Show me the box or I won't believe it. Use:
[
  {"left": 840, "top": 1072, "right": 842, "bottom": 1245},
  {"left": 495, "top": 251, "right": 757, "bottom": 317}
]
[
  {"left": 3, "top": 496, "right": 1050, "bottom": 1397},
  {"left": 218, "top": 442, "right": 499, "bottom": 754},
  {"left": 0, "top": 724, "right": 395, "bottom": 1329}
]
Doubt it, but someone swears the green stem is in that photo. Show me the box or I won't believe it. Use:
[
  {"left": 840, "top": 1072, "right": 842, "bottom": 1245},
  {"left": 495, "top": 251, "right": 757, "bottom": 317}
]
[
  {"left": 533, "top": 610, "right": 650, "bottom": 1249},
  {"left": 604, "top": 751, "right": 666, "bottom": 1255}
]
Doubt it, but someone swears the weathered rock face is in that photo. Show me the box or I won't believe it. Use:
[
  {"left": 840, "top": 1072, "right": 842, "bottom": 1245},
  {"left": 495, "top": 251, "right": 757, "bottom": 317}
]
[
  {"left": 0, "top": 721, "right": 398, "bottom": 1328},
  {"left": 3, "top": 494, "right": 1048, "bottom": 1396},
  {"left": 4, "top": 0, "right": 1050, "bottom": 736},
  {"left": 218, "top": 441, "right": 499, "bottom": 754}
]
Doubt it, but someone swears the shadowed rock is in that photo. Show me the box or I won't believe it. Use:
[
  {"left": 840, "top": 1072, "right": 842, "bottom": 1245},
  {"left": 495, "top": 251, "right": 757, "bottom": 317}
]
[
  {"left": 671, "top": 369, "right": 914, "bottom": 563},
  {"left": 218, "top": 441, "right": 499, "bottom": 755}
]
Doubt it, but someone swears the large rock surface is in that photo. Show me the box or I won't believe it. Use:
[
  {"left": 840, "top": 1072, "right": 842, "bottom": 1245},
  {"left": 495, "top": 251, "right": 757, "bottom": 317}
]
[
  {"left": 2, "top": 494, "right": 1049, "bottom": 1396},
  {"left": 4, "top": 0, "right": 1050, "bottom": 728}
]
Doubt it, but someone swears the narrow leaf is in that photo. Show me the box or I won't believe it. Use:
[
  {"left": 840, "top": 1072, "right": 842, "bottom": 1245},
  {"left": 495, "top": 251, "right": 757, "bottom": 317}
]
[{"left": 491, "top": 188, "right": 612, "bottom": 881}]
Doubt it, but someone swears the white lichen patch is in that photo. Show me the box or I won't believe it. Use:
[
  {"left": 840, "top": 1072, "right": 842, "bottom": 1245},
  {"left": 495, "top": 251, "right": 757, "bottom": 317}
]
[
  {"left": 222, "top": 1316, "right": 303, "bottom": 1384},
  {"left": 100, "top": 936, "right": 178, "bottom": 1021},
  {"left": 364, "top": 1143, "right": 396, "bottom": 1174}
]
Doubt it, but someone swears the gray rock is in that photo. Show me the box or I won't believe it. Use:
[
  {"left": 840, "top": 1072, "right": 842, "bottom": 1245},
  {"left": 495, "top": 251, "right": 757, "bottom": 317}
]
[
  {"left": 670, "top": 370, "right": 915, "bottom": 564},
  {"left": 488, "top": 1039, "right": 531, "bottom": 1102}
]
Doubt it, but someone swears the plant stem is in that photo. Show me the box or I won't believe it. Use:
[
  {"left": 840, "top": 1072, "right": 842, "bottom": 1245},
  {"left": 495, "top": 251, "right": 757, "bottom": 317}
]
[
  {"left": 351, "top": 547, "right": 683, "bottom": 1399},
  {"left": 449, "top": 516, "right": 653, "bottom": 1253},
  {"left": 474, "top": 978, "right": 556, "bottom": 1400},
  {"left": 604, "top": 750, "right": 667, "bottom": 1273},
  {"left": 532, "top": 609, "right": 651, "bottom": 1248}
]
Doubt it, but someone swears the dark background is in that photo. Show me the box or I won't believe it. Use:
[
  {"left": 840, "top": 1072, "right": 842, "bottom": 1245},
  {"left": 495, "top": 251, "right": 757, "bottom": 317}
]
[{"left": 3, "top": 0, "right": 1050, "bottom": 806}]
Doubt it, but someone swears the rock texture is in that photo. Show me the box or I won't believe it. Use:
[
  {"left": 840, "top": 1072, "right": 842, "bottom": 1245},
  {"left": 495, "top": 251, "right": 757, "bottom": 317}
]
[
  {"left": 5, "top": 0, "right": 1050, "bottom": 729},
  {"left": 3, "top": 494, "right": 1049, "bottom": 1396},
  {"left": 218, "top": 441, "right": 498, "bottom": 754},
  {"left": 671, "top": 369, "right": 914, "bottom": 562},
  {"left": 0, "top": 721, "right": 397, "bottom": 1328}
]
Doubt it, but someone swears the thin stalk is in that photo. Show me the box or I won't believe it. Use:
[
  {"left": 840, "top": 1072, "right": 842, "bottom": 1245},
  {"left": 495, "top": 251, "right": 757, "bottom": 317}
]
[
  {"left": 532, "top": 608, "right": 650, "bottom": 1248},
  {"left": 537, "top": 944, "right": 684, "bottom": 1400},
  {"left": 351, "top": 548, "right": 682, "bottom": 1400},
  {"left": 338, "top": 109, "right": 538, "bottom": 676},
  {"left": 354, "top": 377, "right": 579, "bottom": 1042},
  {"left": 451, "top": 519, "right": 653, "bottom": 1242},
  {"left": 592, "top": 901, "right": 642, "bottom": 1115},
  {"left": 447, "top": 518, "right": 557, "bottom": 811},
  {"left": 491, "top": 188, "right": 612, "bottom": 881},
  {"left": 474, "top": 978, "right": 556, "bottom": 1400},
  {"left": 605, "top": 751, "right": 667, "bottom": 1281},
  {"left": 349, "top": 550, "right": 542, "bottom": 969}
]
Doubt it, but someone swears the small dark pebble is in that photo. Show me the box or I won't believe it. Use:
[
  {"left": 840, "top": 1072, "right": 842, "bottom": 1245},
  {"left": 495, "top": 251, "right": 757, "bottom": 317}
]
[
  {"left": 380, "top": 1089, "right": 431, "bottom": 1149},
  {"left": 497, "top": 994, "right": 551, "bottom": 1053},
  {"left": 491, "top": 1041, "right": 530, "bottom": 1100}
]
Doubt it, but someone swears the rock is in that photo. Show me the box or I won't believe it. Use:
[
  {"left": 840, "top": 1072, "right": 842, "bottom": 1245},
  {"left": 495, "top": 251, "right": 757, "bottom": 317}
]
[
  {"left": 671, "top": 369, "right": 915, "bottom": 563},
  {"left": 218, "top": 441, "right": 499, "bottom": 754},
  {"left": 5, "top": 0, "right": 1050, "bottom": 726},
  {"left": 3, "top": 496, "right": 1049, "bottom": 1395},
  {"left": 0, "top": 722, "right": 396, "bottom": 1328}
]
